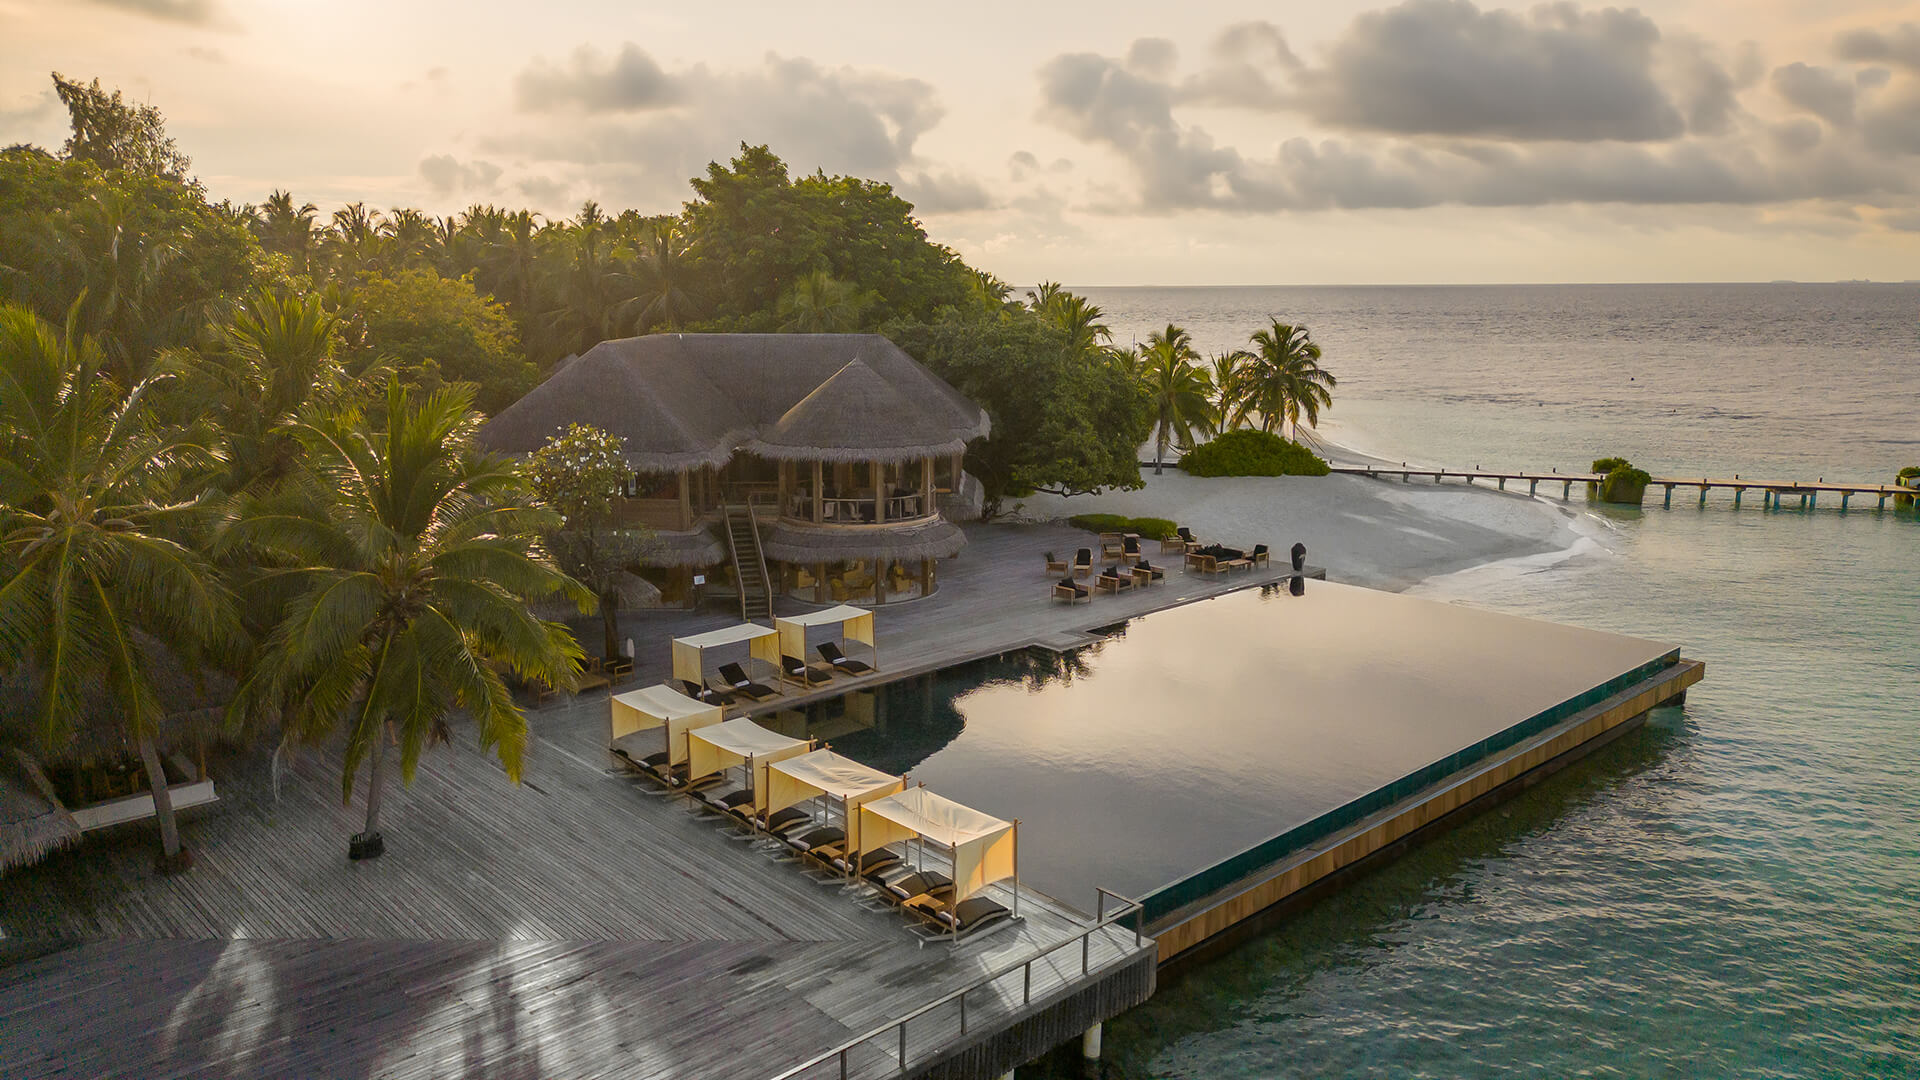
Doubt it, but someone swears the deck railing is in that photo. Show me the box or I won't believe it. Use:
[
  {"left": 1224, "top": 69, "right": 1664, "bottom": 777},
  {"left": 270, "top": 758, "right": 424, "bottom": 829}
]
[{"left": 767, "top": 887, "right": 1146, "bottom": 1080}]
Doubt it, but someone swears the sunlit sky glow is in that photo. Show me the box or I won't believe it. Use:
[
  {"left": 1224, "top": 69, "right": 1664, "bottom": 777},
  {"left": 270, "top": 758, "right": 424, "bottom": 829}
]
[{"left": 5, "top": 0, "right": 1920, "bottom": 283}]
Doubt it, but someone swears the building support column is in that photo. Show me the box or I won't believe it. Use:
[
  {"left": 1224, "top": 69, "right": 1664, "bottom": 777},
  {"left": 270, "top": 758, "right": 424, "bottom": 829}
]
[
  {"left": 1083, "top": 1022, "right": 1103, "bottom": 1061},
  {"left": 922, "top": 456, "right": 934, "bottom": 517},
  {"left": 676, "top": 468, "right": 691, "bottom": 530},
  {"left": 777, "top": 461, "right": 790, "bottom": 517},
  {"left": 873, "top": 460, "right": 886, "bottom": 524},
  {"left": 812, "top": 461, "right": 823, "bottom": 524}
]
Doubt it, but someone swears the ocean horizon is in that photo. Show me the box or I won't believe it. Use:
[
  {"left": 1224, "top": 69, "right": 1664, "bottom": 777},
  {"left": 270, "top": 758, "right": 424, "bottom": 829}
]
[{"left": 1046, "top": 282, "right": 1920, "bottom": 1078}]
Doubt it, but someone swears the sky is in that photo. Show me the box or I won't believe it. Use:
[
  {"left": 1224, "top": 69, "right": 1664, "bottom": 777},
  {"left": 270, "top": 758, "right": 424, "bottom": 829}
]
[{"left": 4, "top": 0, "right": 1920, "bottom": 284}]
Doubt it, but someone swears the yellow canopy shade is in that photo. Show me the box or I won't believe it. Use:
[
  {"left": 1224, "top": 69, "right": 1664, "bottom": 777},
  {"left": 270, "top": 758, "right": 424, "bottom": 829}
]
[
  {"left": 670, "top": 622, "right": 783, "bottom": 685},
  {"left": 686, "top": 719, "right": 814, "bottom": 811},
  {"left": 775, "top": 604, "right": 876, "bottom": 669},
  {"left": 859, "top": 786, "right": 1017, "bottom": 909},
  {"left": 765, "top": 748, "right": 904, "bottom": 852},
  {"left": 609, "top": 684, "right": 723, "bottom": 760}
]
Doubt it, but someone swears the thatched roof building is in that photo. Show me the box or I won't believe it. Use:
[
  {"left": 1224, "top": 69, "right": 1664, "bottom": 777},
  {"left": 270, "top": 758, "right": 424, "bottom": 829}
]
[{"left": 479, "top": 334, "right": 987, "bottom": 471}]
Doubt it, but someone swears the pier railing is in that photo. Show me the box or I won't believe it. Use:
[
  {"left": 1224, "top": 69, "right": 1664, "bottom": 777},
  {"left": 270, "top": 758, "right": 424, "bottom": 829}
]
[{"left": 767, "top": 887, "right": 1147, "bottom": 1080}]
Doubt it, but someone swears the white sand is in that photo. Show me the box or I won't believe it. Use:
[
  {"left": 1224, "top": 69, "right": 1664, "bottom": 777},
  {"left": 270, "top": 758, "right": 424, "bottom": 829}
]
[{"left": 1004, "top": 464, "right": 1590, "bottom": 593}]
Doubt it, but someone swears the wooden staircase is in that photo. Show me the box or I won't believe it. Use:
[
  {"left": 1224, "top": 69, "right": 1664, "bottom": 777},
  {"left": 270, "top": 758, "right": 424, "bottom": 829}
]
[{"left": 722, "top": 503, "right": 773, "bottom": 622}]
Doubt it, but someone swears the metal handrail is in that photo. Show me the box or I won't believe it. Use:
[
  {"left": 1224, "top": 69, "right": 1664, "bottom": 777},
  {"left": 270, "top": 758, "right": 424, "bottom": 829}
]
[
  {"left": 765, "top": 887, "right": 1147, "bottom": 1080},
  {"left": 722, "top": 504, "right": 750, "bottom": 622}
]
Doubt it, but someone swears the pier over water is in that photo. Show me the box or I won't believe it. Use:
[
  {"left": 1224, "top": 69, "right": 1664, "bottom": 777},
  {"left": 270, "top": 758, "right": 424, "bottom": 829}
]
[{"left": 1334, "top": 465, "right": 1920, "bottom": 511}]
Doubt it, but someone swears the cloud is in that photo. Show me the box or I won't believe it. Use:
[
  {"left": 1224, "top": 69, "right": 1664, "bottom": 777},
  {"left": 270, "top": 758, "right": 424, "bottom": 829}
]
[
  {"left": 183, "top": 46, "right": 226, "bottom": 64},
  {"left": 86, "top": 0, "right": 223, "bottom": 25},
  {"left": 1295, "top": 0, "right": 1694, "bottom": 141},
  {"left": 1835, "top": 24, "right": 1920, "bottom": 70},
  {"left": 1034, "top": 38, "right": 1913, "bottom": 216},
  {"left": 1126, "top": 38, "right": 1178, "bottom": 78},
  {"left": 1178, "top": 21, "right": 1299, "bottom": 108},
  {"left": 1857, "top": 67, "right": 1892, "bottom": 89},
  {"left": 516, "top": 43, "right": 679, "bottom": 112},
  {"left": 1861, "top": 86, "right": 1920, "bottom": 154},
  {"left": 0, "top": 88, "right": 61, "bottom": 135},
  {"left": 517, "top": 175, "right": 570, "bottom": 209},
  {"left": 1008, "top": 150, "right": 1039, "bottom": 180},
  {"left": 1772, "top": 63, "right": 1855, "bottom": 127},
  {"left": 418, "top": 154, "right": 502, "bottom": 196},
  {"left": 492, "top": 48, "right": 985, "bottom": 212}
]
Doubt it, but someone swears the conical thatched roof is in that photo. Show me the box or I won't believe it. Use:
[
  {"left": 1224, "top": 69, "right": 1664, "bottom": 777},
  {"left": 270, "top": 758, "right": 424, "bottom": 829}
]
[
  {"left": 478, "top": 334, "right": 988, "bottom": 473},
  {"left": 0, "top": 755, "right": 78, "bottom": 873},
  {"left": 746, "top": 359, "right": 971, "bottom": 464},
  {"left": 761, "top": 517, "right": 966, "bottom": 564}
]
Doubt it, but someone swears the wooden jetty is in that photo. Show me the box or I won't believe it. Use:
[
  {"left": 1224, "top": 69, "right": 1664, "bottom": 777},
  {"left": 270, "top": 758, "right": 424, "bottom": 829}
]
[{"left": 1334, "top": 465, "right": 1918, "bottom": 510}]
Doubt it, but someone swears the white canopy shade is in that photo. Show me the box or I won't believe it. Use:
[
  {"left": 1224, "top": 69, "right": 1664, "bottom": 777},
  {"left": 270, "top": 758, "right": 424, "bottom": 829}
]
[
  {"left": 686, "top": 719, "right": 813, "bottom": 810},
  {"left": 766, "top": 748, "right": 904, "bottom": 852},
  {"left": 775, "top": 605, "right": 876, "bottom": 668},
  {"left": 671, "top": 623, "right": 782, "bottom": 685},
  {"left": 859, "top": 786, "right": 1017, "bottom": 907},
  {"left": 609, "top": 684, "right": 724, "bottom": 766}
]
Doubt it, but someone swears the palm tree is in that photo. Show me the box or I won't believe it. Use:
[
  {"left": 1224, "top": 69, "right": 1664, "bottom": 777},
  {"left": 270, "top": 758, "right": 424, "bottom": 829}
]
[
  {"left": 776, "top": 270, "right": 871, "bottom": 332},
  {"left": 1025, "top": 281, "right": 1064, "bottom": 311},
  {"left": 223, "top": 379, "right": 587, "bottom": 859},
  {"left": 326, "top": 202, "right": 384, "bottom": 278},
  {"left": 1238, "top": 320, "right": 1336, "bottom": 439},
  {"left": 253, "top": 191, "right": 319, "bottom": 275},
  {"left": 1205, "top": 350, "right": 1250, "bottom": 434},
  {"left": 36, "top": 187, "right": 191, "bottom": 383},
  {"left": 191, "top": 287, "right": 343, "bottom": 492},
  {"left": 379, "top": 208, "right": 436, "bottom": 271},
  {"left": 540, "top": 205, "right": 640, "bottom": 358},
  {"left": 1141, "top": 324, "right": 1210, "bottom": 475},
  {"left": 625, "top": 219, "right": 703, "bottom": 331},
  {"left": 0, "top": 304, "right": 239, "bottom": 872},
  {"left": 1034, "top": 291, "right": 1110, "bottom": 360}
]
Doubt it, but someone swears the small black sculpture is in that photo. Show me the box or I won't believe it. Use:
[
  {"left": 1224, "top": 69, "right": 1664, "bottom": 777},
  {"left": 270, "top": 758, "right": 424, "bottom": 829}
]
[{"left": 1290, "top": 542, "right": 1307, "bottom": 572}]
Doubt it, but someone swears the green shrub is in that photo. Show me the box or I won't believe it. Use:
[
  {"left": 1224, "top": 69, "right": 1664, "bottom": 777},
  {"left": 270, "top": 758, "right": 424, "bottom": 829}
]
[
  {"left": 1067, "top": 513, "right": 1178, "bottom": 539},
  {"left": 1591, "top": 457, "right": 1631, "bottom": 474},
  {"left": 1181, "top": 430, "right": 1330, "bottom": 478},
  {"left": 1898, "top": 466, "right": 1919, "bottom": 483}
]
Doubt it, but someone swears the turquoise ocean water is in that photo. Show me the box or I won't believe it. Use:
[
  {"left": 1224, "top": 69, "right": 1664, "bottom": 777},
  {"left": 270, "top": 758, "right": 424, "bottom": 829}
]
[{"left": 1057, "top": 285, "right": 1919, "bottom": 1078}]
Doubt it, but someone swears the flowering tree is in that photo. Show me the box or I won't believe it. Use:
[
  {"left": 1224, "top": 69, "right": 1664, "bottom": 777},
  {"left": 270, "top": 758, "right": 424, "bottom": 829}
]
[{"left": 527, "top": 424, "right": 649, "bottom": 661}]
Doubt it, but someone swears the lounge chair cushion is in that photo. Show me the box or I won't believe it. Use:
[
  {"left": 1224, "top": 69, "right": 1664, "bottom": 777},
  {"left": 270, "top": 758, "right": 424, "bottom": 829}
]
[{"left": 937, "top": 896, "right": 1012, "bottom": 932}]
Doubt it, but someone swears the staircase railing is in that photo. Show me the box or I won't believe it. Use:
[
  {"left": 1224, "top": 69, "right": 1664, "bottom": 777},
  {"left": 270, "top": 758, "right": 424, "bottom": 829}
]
[
  {"left": 722, "top": 504, "right": 751, "bottom": 621},
  {"left": 746, "top": 494, "right": 774, "bottom": 620}
]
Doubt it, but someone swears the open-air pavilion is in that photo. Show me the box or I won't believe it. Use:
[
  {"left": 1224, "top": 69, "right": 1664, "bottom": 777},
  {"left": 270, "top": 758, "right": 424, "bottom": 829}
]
[
  {"left": 860, "top": 785, "right": 1020, "bottom": 920},
  {"left": 670, "top": 622, "right": 783, "bottom": 692},
  {"left": 685, "top": 719, "right": 813, "bottom": 809},
  {"left": 607, "top": 684, "right": 722, "bottom": 768},
  {"left": 776, "top": 604, "right": 878, "bottom": 674},
  {"left": 765, "top": 748, "right": 905, "bottom": 875}
]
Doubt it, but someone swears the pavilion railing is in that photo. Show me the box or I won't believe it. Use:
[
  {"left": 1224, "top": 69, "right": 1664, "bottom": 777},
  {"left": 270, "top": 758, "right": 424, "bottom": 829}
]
[{"left": 765, "top": 887, "right": 1146, "bottom": 1080}]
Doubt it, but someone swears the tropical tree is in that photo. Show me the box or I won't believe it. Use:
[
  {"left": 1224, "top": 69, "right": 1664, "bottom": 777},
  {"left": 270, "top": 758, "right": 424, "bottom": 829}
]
[
  {"left": 1033, "top": 290, "right": 1110, "bottom": 360},
  {"left": 540, "top": 202, "right": 639, "bottom": 358},
  {"left": 1204, "top": 350, "right": 1250, "bottom": 434},
  {"left": 0, "top": 303, "right": 239, "bottom": 872},
  {"left": 526, "top": 424, "right": 649, "bottom": 662},
  {"left": 624, "top": 218, "right": 703, "bottom": 331},
  {"left": 1140, "top": 324, "right": 1210, "bottom": 475},
  {"left": 776, "top": 269, "right": 871, "bottom": 333},
  {"left": 189, "top": 286, "right": 344, "bottom": 492},
  {"left": 223, "top": 379, "right": 588, "bottom": 859},
  {"left": 50, "top": 72, "right": 191, "bottom": 180},
  {"left": 1237, "top": 320, "right": 1337, "bottom": 439},
  {"left": 253, "top": 190, "right": 320, "bottom": 275}
]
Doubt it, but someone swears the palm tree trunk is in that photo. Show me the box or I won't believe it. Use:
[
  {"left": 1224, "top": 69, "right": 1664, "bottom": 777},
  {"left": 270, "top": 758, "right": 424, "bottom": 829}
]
[
  {"left": 601, "top": 591, "right": 621, "bottom": 665},
  {"left": 1155, "top": 423, "right": 1168, "bottom": 476},
  {"left": 137, "top": 733, "right": 188, "bottom": 873},
  {"left": 351, "top": 729, "right": 389, "bottom": 860}
]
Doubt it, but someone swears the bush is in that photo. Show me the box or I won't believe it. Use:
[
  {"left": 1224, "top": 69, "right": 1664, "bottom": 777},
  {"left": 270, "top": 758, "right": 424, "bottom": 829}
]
[
  {"left": 1067, "top": 513, "right": 1178, "bottom": 539},
  {"left": 1898, "top": 466, "right": 1918, "bottom": 483},
  {"left": 1591, "top": 457, "right": 1631, "bottom": 474},
  {"left": 1181, "top": 430, "right": 1330, "bottom": 478}
]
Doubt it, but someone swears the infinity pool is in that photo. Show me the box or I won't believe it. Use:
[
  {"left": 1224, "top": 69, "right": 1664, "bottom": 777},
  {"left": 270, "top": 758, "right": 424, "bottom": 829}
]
[{"left": 762, "top": 580, "right": 1676, "bottom": 917}]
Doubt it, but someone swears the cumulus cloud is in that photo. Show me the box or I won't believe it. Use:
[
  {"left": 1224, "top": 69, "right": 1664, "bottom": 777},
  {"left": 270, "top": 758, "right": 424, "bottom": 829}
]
[
  {"left": 1034, "top": 31, "right": 1913, "bottom": 215},
  {"left": 1772, "top": 63, "right": 1855, "bottom": 127},
  {"left": 1008, "top": 150, "right": 1040, "bottom": 180},
  {"left": 516, "top": 43, "right": 679, "bottom": 112},
  {"left": 418, "top": 154, "right": 502, "bottom": 196},
  {"left": 517, "top": 175, "right": 570, "bottom": 209},
  {"left": 1861, "top": 86, "right": 1920, "bottom": 154},
  {"left": 494, "top": 47, "right": 989, "bottom": 213},
  {"left": 87, "top": 0, "right": 223, "bottom": 25},
  {"left": 1301, "top": 0, "right": 1692, "bottom": 140},
  {"left": 1835, "top": 24, "right": 1920, "bottom": 70},
  {"left": 1126, "top": 38, "right": 1179, "bottom": 78}
]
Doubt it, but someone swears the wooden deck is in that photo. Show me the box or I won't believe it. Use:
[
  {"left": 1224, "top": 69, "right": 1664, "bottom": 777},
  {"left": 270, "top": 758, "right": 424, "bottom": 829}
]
[
  {"left": 0, "top": 521, "right": 1299, "bottom": 1079},
  {"left": 1332, "top": 465, "right": 1919, "bottom": 509}
]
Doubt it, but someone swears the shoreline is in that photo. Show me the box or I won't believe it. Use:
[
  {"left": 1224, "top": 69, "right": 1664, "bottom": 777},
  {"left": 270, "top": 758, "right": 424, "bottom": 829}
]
[{"left": 1019, "top": 434, "right": 1596, "bottom": 595}]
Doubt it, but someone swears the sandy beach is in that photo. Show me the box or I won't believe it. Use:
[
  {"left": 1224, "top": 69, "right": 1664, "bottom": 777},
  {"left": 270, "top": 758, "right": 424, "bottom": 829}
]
[{"left": 1005, "top": 440, "right": 1591, "bottom": 592}]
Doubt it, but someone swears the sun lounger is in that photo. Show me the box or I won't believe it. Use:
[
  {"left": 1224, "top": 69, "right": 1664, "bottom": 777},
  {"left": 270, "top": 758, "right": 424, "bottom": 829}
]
[
  {"left": 816, "top": 641, "right": 873, "bottom": 676},
  {"left": 1044, "top": 551, "right": 1069, "bottom": 573},
  {"left": 781, "top": 654, "right": 834, "bottom": 687},
  {"left": 784, "top": 825, "right": 844, "bottom": 855},
  {"left": 876, "top": 869, "right": 954, "bottom": 906},
  {"left": 1072, "top": 548, "right": 1093, "bottom": 578},
  {"left": 1053, "top": 578, "right": 1090, "bottom": 604},
  {"left": 830, "top": 845, "right": 903, "bottom": 879},
  {"left": 756, "top": 807, "right": 813, "bottom": 837},
  {"left": 716, "top": 662, "right": 780, "bottom": 701},
  {"left": 699, "top": 787, "right": 756, "bottom": 814},
  {"left": 681, "top": 679, "right": 734, "bottom": 706},
  {"left": 936, "top": 896, "right": 1013, "bottom": 935}
]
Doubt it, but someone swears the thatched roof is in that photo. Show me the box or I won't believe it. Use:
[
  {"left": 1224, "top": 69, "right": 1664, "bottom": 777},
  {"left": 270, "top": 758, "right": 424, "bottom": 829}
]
[
  {"left": 478, "top": 334, "right": 988, "bottom": 473},
  {"left": 0, "top": 755, "right": 78, "bottom": 873},
  {"left": 0, "top": 646, "right": 234, "bottom": 767},
  {"left": 637, "top": 527, "right": 726, "bottom": 569},
  {"left": 762, "top": 518, "right": 966, "bottom": 564},
  {"left": 745, "top": 359, "right": 972, "bottom": 464}
]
